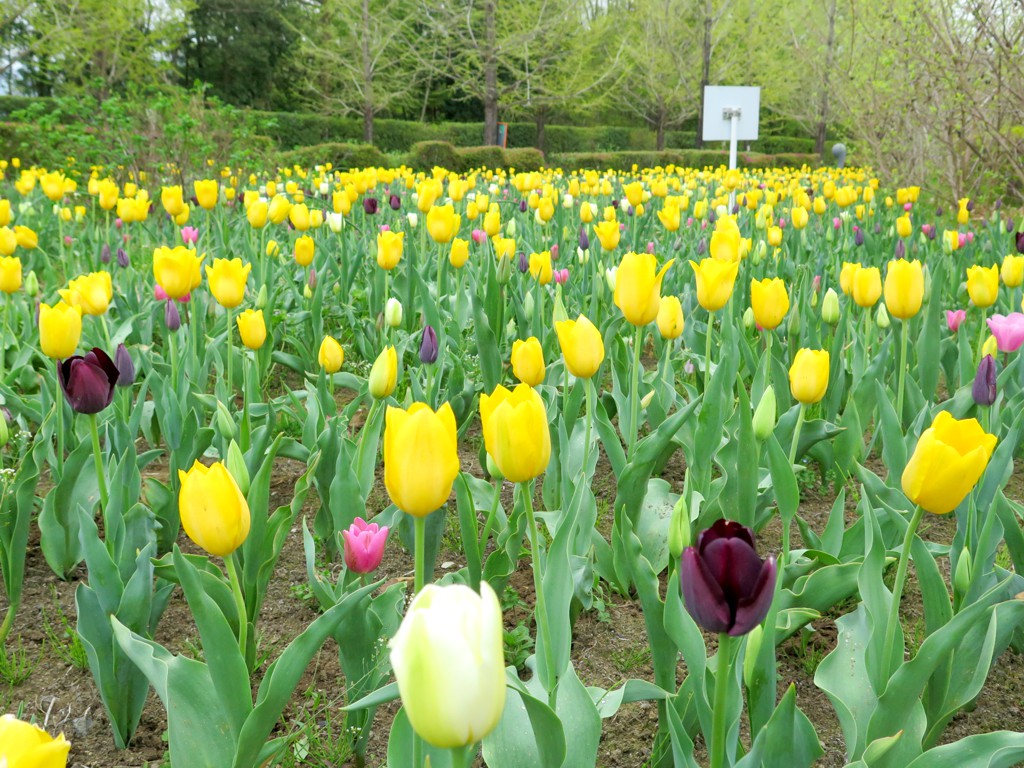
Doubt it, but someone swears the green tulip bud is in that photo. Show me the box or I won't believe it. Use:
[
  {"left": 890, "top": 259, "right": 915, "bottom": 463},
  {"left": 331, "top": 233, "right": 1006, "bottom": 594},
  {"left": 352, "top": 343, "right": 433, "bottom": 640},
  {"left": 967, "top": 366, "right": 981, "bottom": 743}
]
[
  {"left": 552, "top": 286, "right": 568, "bottom": 324},
  {"left": 875, "top": 303, "right": 890, "bottom": 329},
  {"left": 810, "top": 289, "right": 818, "bottom": 308},
  {"left": 743, "top": 624, "right": 764, "bottom": 689},
  {"left": 24, "top": 270, "right": 39, "bottom": 297},
  {"left": 385, "top": 297, "right": 404, "bottom": 328},
  {"left": 226, "top": 439, "right": 250, "bottom": 496},
  {"left": 496, "top": 254, "right": 512, "bottom": 285},
  {"left": 303, "top": 284, "right": 313, "bottom": 299},
  {"left": 505, "top": 318, "right": 517, "bottom": 338},
  {"left": 667, "top": 495, "right": 690, "bottom": 559},
  {"left": 753, "top": 386, "right": 776, "bottom": 441},
  {"left": 821, "top": 288, "right": 840, "bottom": 325},
  {"left": 0, "top": 411, "right": 9, "bottom": 449},
  {"left": 523, "top": 291, "right": 535, "bottom": 320},
  {"left": 255, "top": 284, "right": 268, "bottom": 309},
  {"left": 216, "top": 400, "right": 236, "bottom": 439},
  {"left": 954, "top": 549, "right": 972, "bottom": 598},
  {"left": 922, "top": 263, "right": 932, "bottom": 303},
  {"left": 743, "top": 306, "right": 755, "bottom": 331},
  {"left": 787, "top": 306, "right": 801, "bottom": 337},
  {"left": 505, "top": 219, "right": 516, "bottom": 236},
  {"left": 485, "top": 453, "right": 503, "bottom": 481}
]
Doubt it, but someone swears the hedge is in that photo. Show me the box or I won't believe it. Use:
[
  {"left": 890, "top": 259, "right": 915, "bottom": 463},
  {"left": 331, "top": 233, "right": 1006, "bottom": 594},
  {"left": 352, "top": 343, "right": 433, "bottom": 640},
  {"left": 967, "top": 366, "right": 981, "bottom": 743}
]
[
  {"left": 406, "top": 142, "right": 546, "bottom": 173},
  {"left": 278, "top": 142, "right": 388, "bottom": 170},
  {"left": 546, "top": 150, "right": 822, "bottom": 172}
]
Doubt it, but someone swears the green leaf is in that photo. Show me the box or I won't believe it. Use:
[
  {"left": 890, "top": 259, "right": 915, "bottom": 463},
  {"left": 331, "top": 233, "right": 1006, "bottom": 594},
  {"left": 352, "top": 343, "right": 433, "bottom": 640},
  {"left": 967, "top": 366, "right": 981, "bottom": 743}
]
[
  {"left": 482, "top": 679, "right": 567, "bottom": 768},
  {"left": 905, "top": 731, "right": 1024, "bottom": 768}
]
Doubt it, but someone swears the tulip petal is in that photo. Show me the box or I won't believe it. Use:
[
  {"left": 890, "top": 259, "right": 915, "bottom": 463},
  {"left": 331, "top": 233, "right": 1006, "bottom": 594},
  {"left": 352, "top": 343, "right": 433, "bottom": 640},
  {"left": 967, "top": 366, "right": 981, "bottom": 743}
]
[
  {"left": 700, "top": 536, "right": 765, "bottom": 610},
  {"left": 680, "top": 548, "right": 732, "bottom": 633},
  {"left": 730, "top": 556, "right": 778, "bottom": 636}
]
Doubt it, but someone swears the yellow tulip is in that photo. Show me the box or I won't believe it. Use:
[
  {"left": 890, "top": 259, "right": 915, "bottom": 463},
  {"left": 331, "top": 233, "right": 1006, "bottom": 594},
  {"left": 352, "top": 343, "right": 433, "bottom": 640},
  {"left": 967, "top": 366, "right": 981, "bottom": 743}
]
[
  {"left": 427, "top": 205, "right": 461, "bottom": 244},
  {"left": 580, "top": 201, "right": 596, "bottom": 223},
  {"left": 369, "top": 346, "right": 398, "bottom": 399},
  {"left": 40, "top": 171, "right": 65, "bottom": 202},
  {"left": 59, "top": 271, "right": 112, "bottom": 315},
  {"left": 690, "top": 258, "right": 739, "bottom": 312},
  {"left": 0, "top": 227, "right": 16, "bottom": 256},
  {"left": 493, "top": 237, "right": 515, "bottom": 261},
  {"left": 555, "top": 314, "right": 605, "bottom": 379},
  {"left": 852, "top": 266, "right": 882, "bottom": 308},
  {"left": 0, "top": 199, "right": 10, "bottom": 226},
  {"left": 173, "top": 205, "right": 190, "bottom": 227},
  {"left": 710, "top": 219, "right": 742, "bottom": 262},
  {"left": 957, "top": 198, "right": 970, "bottom": 226},
  {"left": 791, "top": 206, "right": 809, "bottom": 230},
  {"left": 247, "top": 200, "right": 268, "bottom": 228},
  {"left": 750, "top": 277, "right": 789, "bottom": 330},
  {"left": 160, "top": 186, "right": 186, "bottom": 217},
  {"left": 657, "top": 295, "right": 684, "bottom": 340},
  {"left": 614, "top": 251, "right": 674, "bottom": 326},
  {"left": 766, "top": 226, "right": 783, "bottom": 247},
  {"left": 480, "top": 384, "right": 551, "bottom": 482},
  {"left": 896, "top": 215, "right": 912, "bottom": 238},
  {"left": 332, "top": 190, "right": 351, "bottom": 215},
  {"left": 0, "top": 256, "right": 21, "bottom": 294},
  {"left": 236, "top": 309, "right": 267, "bottom": 350},
  {"left": 883, "top": 259, "right": 924, "bottom": 319},
  {"left": 1000, "top": 254, "right": 1024, "bottom": 288},
  {"left": 377, "top": 230, "right": 405, "bottom": 270},
  {"left": 943, "top": 230, "right": 960, "bottom": 252},
  {"left": 0, "top": 713, "right": 71, "bottom": 767},
  {"left": 593, "top": 220, "right": 621, "bottom": 252},
  {"left": 14, "top": 226, "right": 37, "bottom": 249},
  {"left": 536, "top": 197, "right": 554, "bottom": 223},
  {"left": 318, "top": 335, "right": 344, "bottom": 373},
  {"left": 449, "top": 238, "right": 469, "bottom": 268},
  {"left": 389, "top": 582, "right": 505, "bottom": 749},
  {"left": 178, "top": 460, "right": 250, "bottom": 556},
  {"left": 154, "top": 246, "right": 204, "bottom": 300},
  {"left": 839, "top": 262, "right": 861, "bottom": 296},
  {"left": 97, "top": 179, "right": 119, "bottom": 211},
  {"left": 483, "top": 205, "right": 501, "bottom": 237},
  {"left": 788, "top": 348, "right": 830, "bottom": 405},
  {"left": 269, "top": 194, "right": 292, "bottom": 224},
  {"left": 384, "top": 402, "right": 460, "bottom": 517},
  {"left": 206, "top": 258, "right": 251, "bottom": 309},
  {"left": 288, "top": 203, "right": 311, "bottom": 231},
  {"left": 623, "top": 182, "right": 645, "bottom": 208},
  {"left": 294, "top": 235, "right": 315, "bottom": 268},
  {"left": 901, "top": 411, "right": 996, "bottom": 515},
  {"left": 529, "top": 251, "right": 553, "bottom": 285},
  {"left": 657, "top": 204, "right": 680, "bottom": 232},
  {"left": 39, "top": 301, "right": 82, "bottom": 359},
  {"left": 417, "top": 179, "right": 443, "bottom": 213},
  {"left": 966, "top": 264, "right": 999, "bottom": 308},
  {"left": 511, "top": 336, "right": 545, "bottom": 386},
  {"left": 194, "top": 179, "right": 219, "bottom": 210}
]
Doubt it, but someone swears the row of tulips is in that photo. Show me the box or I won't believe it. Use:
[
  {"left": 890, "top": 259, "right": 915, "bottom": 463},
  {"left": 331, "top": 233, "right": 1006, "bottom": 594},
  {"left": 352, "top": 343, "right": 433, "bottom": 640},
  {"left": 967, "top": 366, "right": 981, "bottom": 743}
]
[{"left": 0, "top": 155, "right": 1023, "bottom": 768}]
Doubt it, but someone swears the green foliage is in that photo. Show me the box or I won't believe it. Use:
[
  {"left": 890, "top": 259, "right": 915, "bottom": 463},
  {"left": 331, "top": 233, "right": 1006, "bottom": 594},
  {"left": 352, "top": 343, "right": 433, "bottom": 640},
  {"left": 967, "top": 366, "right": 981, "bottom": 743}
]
[
  {"left": 278, "top": 142, "right": 388, "bottom": 170},
  {"left": 547, "top": 149, "right": 819, "bottom": 171},
  {"left": 456, "top": 145, "right": 507, "bottom": 171},
  {"left": 503, "top": 147, "right": 545, "bottom": 171},
  {"left": 407, "top": 141, "right": 461, "bottom": 172}
]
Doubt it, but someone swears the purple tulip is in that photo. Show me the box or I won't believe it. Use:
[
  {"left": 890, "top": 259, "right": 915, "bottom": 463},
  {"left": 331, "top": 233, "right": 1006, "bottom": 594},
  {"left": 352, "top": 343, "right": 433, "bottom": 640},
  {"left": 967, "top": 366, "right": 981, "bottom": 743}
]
[
  {"left": 59, "top": 348, "right": 119, "bottom": 414},
  {"left": 873, "top": 222, "right": 882, "bottom": 235},
  {"left": 1003, "top": 217, "right": 1012, "bottom": 233},
  {"left": 579, "top": 228, "right": 590, "bottom": 250},
  {"left": 973, "top": 355, "right": 997, "bottom": 407},
  {"left": 681, "top": 519, "right": 777, "bottom": 636},
  {"left": 894, "top": 240, "right": 905, "bottom": 259},
  {"left": 363, "top": 197, "right": 379, "bottom": 215},
  {"left": 986, "top": 313, "right": 1024, "bottom": 353},
  {"left": 114, "top": 343, "right": 135, "bottom": 387},
  {"left": 708, "top": 209, "right": 717, "bottom": 224},
  {"left": 389, "top": 193, "right": 401, "bottom": 210},
  {"left": 696, "top": 238, "right": 706, "bottom": 255},
  {"left": 100, "top": 243, "right": 111, "bottom": 263},
  {"left": 519, "top": 199, "right": 528, "bottom": 213},
  {"left": 854, "top": 227, "right": 865, "bottom": 247},
  {"left": 116, "top": 247, "right": 130, "bottom": 268},
  {"left": 165, "top": 300, "right": 181, "bottom": 332},
  {"left": 1015, "top": 231, "right": 1024, "bottom": 255},
  {"left": 936, "top": 206, "right": 944, "bottom": 217},
  {"left": 517, "top": 252, "right": 529, "bottom": 273},
  {"left": 419, "top": 325, "right": 438, "bottom": 364},
  {"left": 342, "top": 517, "right": 389, "bottom": 574}
]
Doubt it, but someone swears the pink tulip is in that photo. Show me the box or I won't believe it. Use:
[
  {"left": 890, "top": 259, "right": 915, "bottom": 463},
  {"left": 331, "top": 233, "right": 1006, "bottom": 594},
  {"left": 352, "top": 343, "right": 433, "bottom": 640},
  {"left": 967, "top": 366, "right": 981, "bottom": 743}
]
[
  {"left": 180, "top": 226, "right": 199, "bottom": 246},
  {"left": 987, "top": 313, "right": 1024, "bottom": 352},
  {"left": 921, "top": 224, "right": 935, "bottom": 239},
  {"left": 550, "top": 244, "right": 559, "bottom": 260},
  {"left": 903, "top": 202, "right": 913, "bottom": 212},
  {"left": 342, "top": 517, "right": 389, "bottom": 574},
  {"left": 646, "top": 241, "right": 656, "bottom": 254},
  {"left": 778, "top": 218, "right": 787, "bottom": 229},
  {"left": 471, "top": 229, "right": 487, "bottom": 245},
  {"left": 945, "top": 309, "right": 966, "bottom": 333},
  {"left": 554, "top": 269, "right": 569, "bottom": 285},
  {"left": 115, "top": 218, "right": 123, "bottom": 229},
  {"left": 833, "top": 217, "right": 842, "bottom": 229},
  {"left": 379, "top": 224, "right": 390, "bottom": 232},
  {"left": 64, "top": 236, "right": 73, "bottom": 246},
  {"left": 958, "top": 232, "right": 968, "bottom": 249},
  {"left": 686, "top": 217, "right": 694, "bottom": 227},
  {"left": 966, "top": 232, "right": 975, "bottom": 244},
  {"left": 153, "top": 285, "right": 190, "bottom": 303},
  {"left": 812, "top": 275, "right": 821, "bottom": 293}
]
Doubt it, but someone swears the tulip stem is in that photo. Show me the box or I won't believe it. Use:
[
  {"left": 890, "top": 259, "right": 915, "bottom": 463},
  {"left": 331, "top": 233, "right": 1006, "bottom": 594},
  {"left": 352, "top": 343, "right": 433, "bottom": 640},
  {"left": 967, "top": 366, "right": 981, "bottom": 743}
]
[
  {"left": 977, "top": 308, "right": 988, "bottom": 365},
  {"left": 710, "top": 633, "right": 736, "bottom": 768},
  {"left": 584, "top": 377, "right": 595, "bottom": 476},
  {"left": 479, "top": 479, "right": 502, "bottom": 560},
  {"left": 89, "top": 414, "right": 107, "bottom": 512},
  {"left": 521, "top": 483, "right": 557, "bottom": 700},
  {"left": 628, "top": 323, "right": 643, "bottom": 458},
  {"left": 226, "top": 307, "right": 235, "bottom": 407},
  {"left": 0, "top": 296, "right": 8, "bottom": 381},
  {"left": 413, "top": 515, "right": 427, "bottom": 594},
  {"left": 882, "top": 504, "right": 925, "bottom": 680},
  {"left": 788, "top": 403, "right": 805, "bottom": 468},
  {"left": 896, "top": 319, "right": 909, "bottom": 425},
  {"left": 225, "top": 553, "right": 248, "bottom": 662},
  {"left": 704, "top": 314, "right": 714, "bottom": 392}
]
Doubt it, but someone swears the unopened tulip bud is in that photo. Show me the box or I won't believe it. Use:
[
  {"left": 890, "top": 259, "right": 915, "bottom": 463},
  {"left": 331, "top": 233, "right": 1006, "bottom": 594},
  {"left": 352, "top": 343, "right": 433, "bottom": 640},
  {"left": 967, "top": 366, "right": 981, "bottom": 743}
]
[
  {"left": 523, "top": 292, "right": 535, "bottom": 319},
  {"left": 954, "top": 549, "right": 973, "bottom": 598},
  {"left": 788, "top": 306, "right": 801, "bottom": 337},
  {"left": 407, "top": 212, "right": 418, "bottom": 228},
  {"left": 821, "top": 288, "right": 840, "bottom": 324},
  {"left": 485, "top": 453, "right": 503, "bottom": 481},
  {"left": 0, "top": 411, "right": 9, "bottom": 449},
  {"left": 216, "top": 400, "right": 236, "bottom": 439},
  {"left": 496, "top": 254, "right": 511, "bottom": 284},
  {"left": 743, "top": 624, "right": 764, "bottom": 689},
  {"left": 973, "top": 355, "right": 997, "bottom": 406},
  {"left": 743, "top": 306, "right": 755, "bottom": 331},
  {"left": 506, "top": 318, "right": 517, "bottom": 338},
  {"left": 667, "top": 495, "right": 690, "bottom": 558},
  {"left": 810, "top": 290, "right": 818, "bottom": 308},
  {"left": 506, "top": 219, "right": 517, "bottom": 236},
  {"left": 385, "top": 297, "right": 403, "bottom": 327},
  {"left": 605, "top": 266, "right": 617, "bottom": 291},
  {"left": 226, "top": 439, "right": 250, "bottom": 496},
  {"left": 753, "top": 386, "right": 777, "bottom": 441},
  {"left": 165, "top": 299, "right": 181, "bottom": 332},
  {"left": 117, "top": 247, "right": 130, "bottom": 268},
  {"left": 24, "top": 270, "right": 38, "bottom": 297},
  {"left": 419, "top": 325, "right": 439, "bottom": 364},
  {"left": 255, "top": 284, "right": 268, "bottom": 309},
  {"left": 101, "top": 243, "right": 111, "bottom": 263},
  {"left": 640, "top": 389, "right": 655, "bottom": 410},
  {"left": 875, "top": 303, "right": 890, "bottom": 329},
  {"left": 922, "top": 264, "right": 932, "bottom": 302}
]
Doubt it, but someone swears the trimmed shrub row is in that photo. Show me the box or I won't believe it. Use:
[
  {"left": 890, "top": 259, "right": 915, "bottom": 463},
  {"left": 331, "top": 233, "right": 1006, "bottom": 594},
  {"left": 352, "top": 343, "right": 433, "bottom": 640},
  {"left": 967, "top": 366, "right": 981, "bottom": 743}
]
[{"left": 546, "top": 150, "right": 823, "bottom": 172}]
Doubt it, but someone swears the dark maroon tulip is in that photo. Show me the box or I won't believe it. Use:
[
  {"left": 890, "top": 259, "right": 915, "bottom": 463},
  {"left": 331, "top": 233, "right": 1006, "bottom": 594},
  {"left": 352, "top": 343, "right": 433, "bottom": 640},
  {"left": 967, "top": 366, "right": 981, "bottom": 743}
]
[
  {"left": 519, "top": 199, "right": 528, "bottom": 213},
  {"left": 165, "top": 300, "right": 181, "bottom": 332},
  {"left": 389, "top": 193, "right": 401, "bottom": 210},
  {"left": 681, "top": 519, "right": 777, "bottom": 636},
  {"left": 114, "top": 343, "right": 135, "bottom": 387},
  {"left": 363, "top": 197, "right": 379, "bottom": 215},
  {"left": 419, "top": 325, "right": 438, "bottom": 365},
  {"left": 973, "top": 355, "right": 997, "bottom": 407},
  {"left": 59, "top": 348, "right": 119, "bottom": 414},
  {"left": 1015, "top": 231, "right": 1024, "bottom": 255}
]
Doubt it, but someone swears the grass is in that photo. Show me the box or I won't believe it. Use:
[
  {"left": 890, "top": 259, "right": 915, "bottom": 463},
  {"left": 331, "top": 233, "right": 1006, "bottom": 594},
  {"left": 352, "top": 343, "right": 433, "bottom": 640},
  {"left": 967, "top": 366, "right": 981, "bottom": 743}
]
[
  {"left": 0, "top": 636, "right": 39, "bottom": 687},
  {"left": 42, "top": 586, "right": 88, "bottom": 671},
  {"left": 610, "top": 643, "right": 652, "bottom": 675},
  {"left": 276, "top": 687, "right": 356, "bottom": 768}
]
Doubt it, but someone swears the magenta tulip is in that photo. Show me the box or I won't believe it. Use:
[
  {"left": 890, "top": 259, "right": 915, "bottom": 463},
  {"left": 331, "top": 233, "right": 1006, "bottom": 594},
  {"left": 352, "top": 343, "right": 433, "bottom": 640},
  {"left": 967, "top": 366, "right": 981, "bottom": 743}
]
[
  {"left": 946, "top": 309, "right": 966, "bottom": 333},
  {"left": 342, "top": 517, "right": 389, "bottom": 574}
]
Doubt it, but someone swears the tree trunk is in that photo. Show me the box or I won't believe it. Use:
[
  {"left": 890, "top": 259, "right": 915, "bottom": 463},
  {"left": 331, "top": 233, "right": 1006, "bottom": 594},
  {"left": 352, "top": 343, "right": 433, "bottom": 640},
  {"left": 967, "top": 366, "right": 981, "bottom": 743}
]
[
  {"left": 364, "top": 103, "right": 374, "bottom": 144},
  {"left": 696, "top": 0, "right": 713, "bottom": 149},
  {"left": 815, "top": 0, "right": 838, "bottom": 157},
  {"left": 656, "top": 107, "right": 666, "bottom": 151},
  {"left": 535, "top": 107, "right": 547, "bottom": 152},
  {"left": 361, "top": 0, "right": 374, "bottom": 144},
  {"left": 483, "top": 0, "right": 499, "bottom": 145}
]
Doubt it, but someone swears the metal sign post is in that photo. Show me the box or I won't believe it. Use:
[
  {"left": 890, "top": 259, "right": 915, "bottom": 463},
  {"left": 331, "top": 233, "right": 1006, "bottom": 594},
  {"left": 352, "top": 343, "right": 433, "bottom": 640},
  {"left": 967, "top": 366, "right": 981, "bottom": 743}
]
[{"left": 702, "top": 87, "right": 761, "bottom": 210}]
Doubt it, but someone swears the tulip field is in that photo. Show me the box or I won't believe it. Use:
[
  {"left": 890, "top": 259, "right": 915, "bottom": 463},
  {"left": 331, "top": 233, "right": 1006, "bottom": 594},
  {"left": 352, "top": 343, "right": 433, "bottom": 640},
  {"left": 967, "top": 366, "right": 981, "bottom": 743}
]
[{"left": 1, "top": 159, "right": 1024, "bottom": 768}]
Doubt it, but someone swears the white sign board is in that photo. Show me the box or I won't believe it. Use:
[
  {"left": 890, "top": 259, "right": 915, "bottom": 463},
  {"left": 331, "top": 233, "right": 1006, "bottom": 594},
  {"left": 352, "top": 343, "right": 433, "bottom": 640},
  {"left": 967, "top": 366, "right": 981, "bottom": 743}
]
[{"left": 701, "top": 86, "right": 761, "bottom": 142}]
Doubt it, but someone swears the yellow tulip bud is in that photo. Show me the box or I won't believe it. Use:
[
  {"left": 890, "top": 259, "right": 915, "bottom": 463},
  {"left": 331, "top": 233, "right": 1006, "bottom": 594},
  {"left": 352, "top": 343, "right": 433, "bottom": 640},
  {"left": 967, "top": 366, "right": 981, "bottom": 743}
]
[
  {"left": 852, "top": 266, "right": 882, "bottom": 308},
  {"left": 193, "top": 179, "right": 219, "bottom": 210},
  {"left": 479, "top": 383, "right": 551, "bottom": 482},
  {"left": 369, "top": 346, "right": 398, "bottom": 399},
  {"left": 593, "top": 220, "right": 620, "bottom": 252},
  {"left": 178, "top": 460, "right": 250, "bottom": 556},
  {"left": 236, "top": 309, "right": 267, "bottom": 350},
  {"left": 39, "top": 301, "right": 83, "bottom": 359},
  {"left": 318, "top": 335, "right": 344, "bottom": 373},
  {"left": 205, "top": 258, "right": 251, "bottom": 309},
  {"left": 377, "top": 231, "right": 405, "bottom": 271},
  {"left": 449, "top": 238, "right": 469, "bottom": 268},
  {"left": 966, "top": 264, "right": 999, "bottom": 308},
  {"left": 555, "top": 314, "right": 605, "bottom": 379},
  {"left": 750, "top": 277, "right": 789, "bottom": 330},
  {"left": 0, "top": 256, "right": 22, "bottom": 293},
  {"left": 657, "top": 295, "right": 684, "bottom": 340},
  {"left": 384, "top": 401, "right": 460, "bottom": 516},
  {"left": 1000, "top": 254, "right": 1024, "bottom": 288},
  {"left": 511, "top": 337, "right": 545, "bottom": 386},
  {"left": 883, "top": 259, "right": 924, "bottom": 319},
  {"left": 788, "top": 348, "right": 830, "bottom": 405}
]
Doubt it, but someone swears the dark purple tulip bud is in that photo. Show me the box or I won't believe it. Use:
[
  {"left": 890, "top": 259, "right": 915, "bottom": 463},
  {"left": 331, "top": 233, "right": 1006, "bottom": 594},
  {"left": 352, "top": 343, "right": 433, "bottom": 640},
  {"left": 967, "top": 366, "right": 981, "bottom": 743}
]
[
  {"left": 58, "top": 347, "right": 119, "bottom": 414},
  {"left": 1015, "top": 231, "right": 1024, "bottom": 255},
  {"left": 681, "top": 519, "right": 777, "bottom": 636},
  {"left": 708, "top": 209, "right": 717, "bottom": 224},
  {"left": 114, "top": 343, "right": 135, "bottom": 387},
  {"left": 973, "top": 355, "right": 997, "bottom": 407},
  {"left": 995, "top": 198, "right": 1002, "bottom": 210},
  {"left": 389, "top": 193, "right": 401, "bottom": 210},
  {"left": 610, "top": 199, "right": 620, "bottom": 209},
  {"left": 732, "top": 203, "right": 740, "bottom": 215},
  {"left": 627, "top": 206, "right": 635, "bottom": 217},
  {"left": 116, "top": 247, "right": 130, "bottom": 268},
  {"left": 419, "top": 325, "right": 438, "bottom": 365},
  {"left": 165, "top": 300, "right": 181, "bottom": 332},
  {"left": 517, "top": 252, "right": 529, "bottom": 273},
  {"left": 579, "top": 228, "right": 590, "bottom": 250},
  {"left": 936, "top": 206, "right": 944, "bottom": 217},
  {"left": 873, "top": 222, "right": 881, "bottom": 235},
  {"left": 363, "top": 197, "right": 379, "bottom": 215},
  {"left": 966, "top": 199, "right": 975, "bottom": 212},
  {"left": 894, "top": 240, "right": 905, "bottom": 259},
  {"left": 519, "top": 199, "right": 528, "bottom": 213},
  {"left": 1004, "top": 217, "right": 1013, "bottom": 233},
  {"left": 696, "top": 238, "right": 706, "bottom": 255},
  {"left": 854, "top": 227, "right": 865, "bottom": 247},
  {"left": 740, "top": 196, "right": 747, "bottom": 208},
  {"left": 100, "top": 243, "right": 111, "bottom": 264}
]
